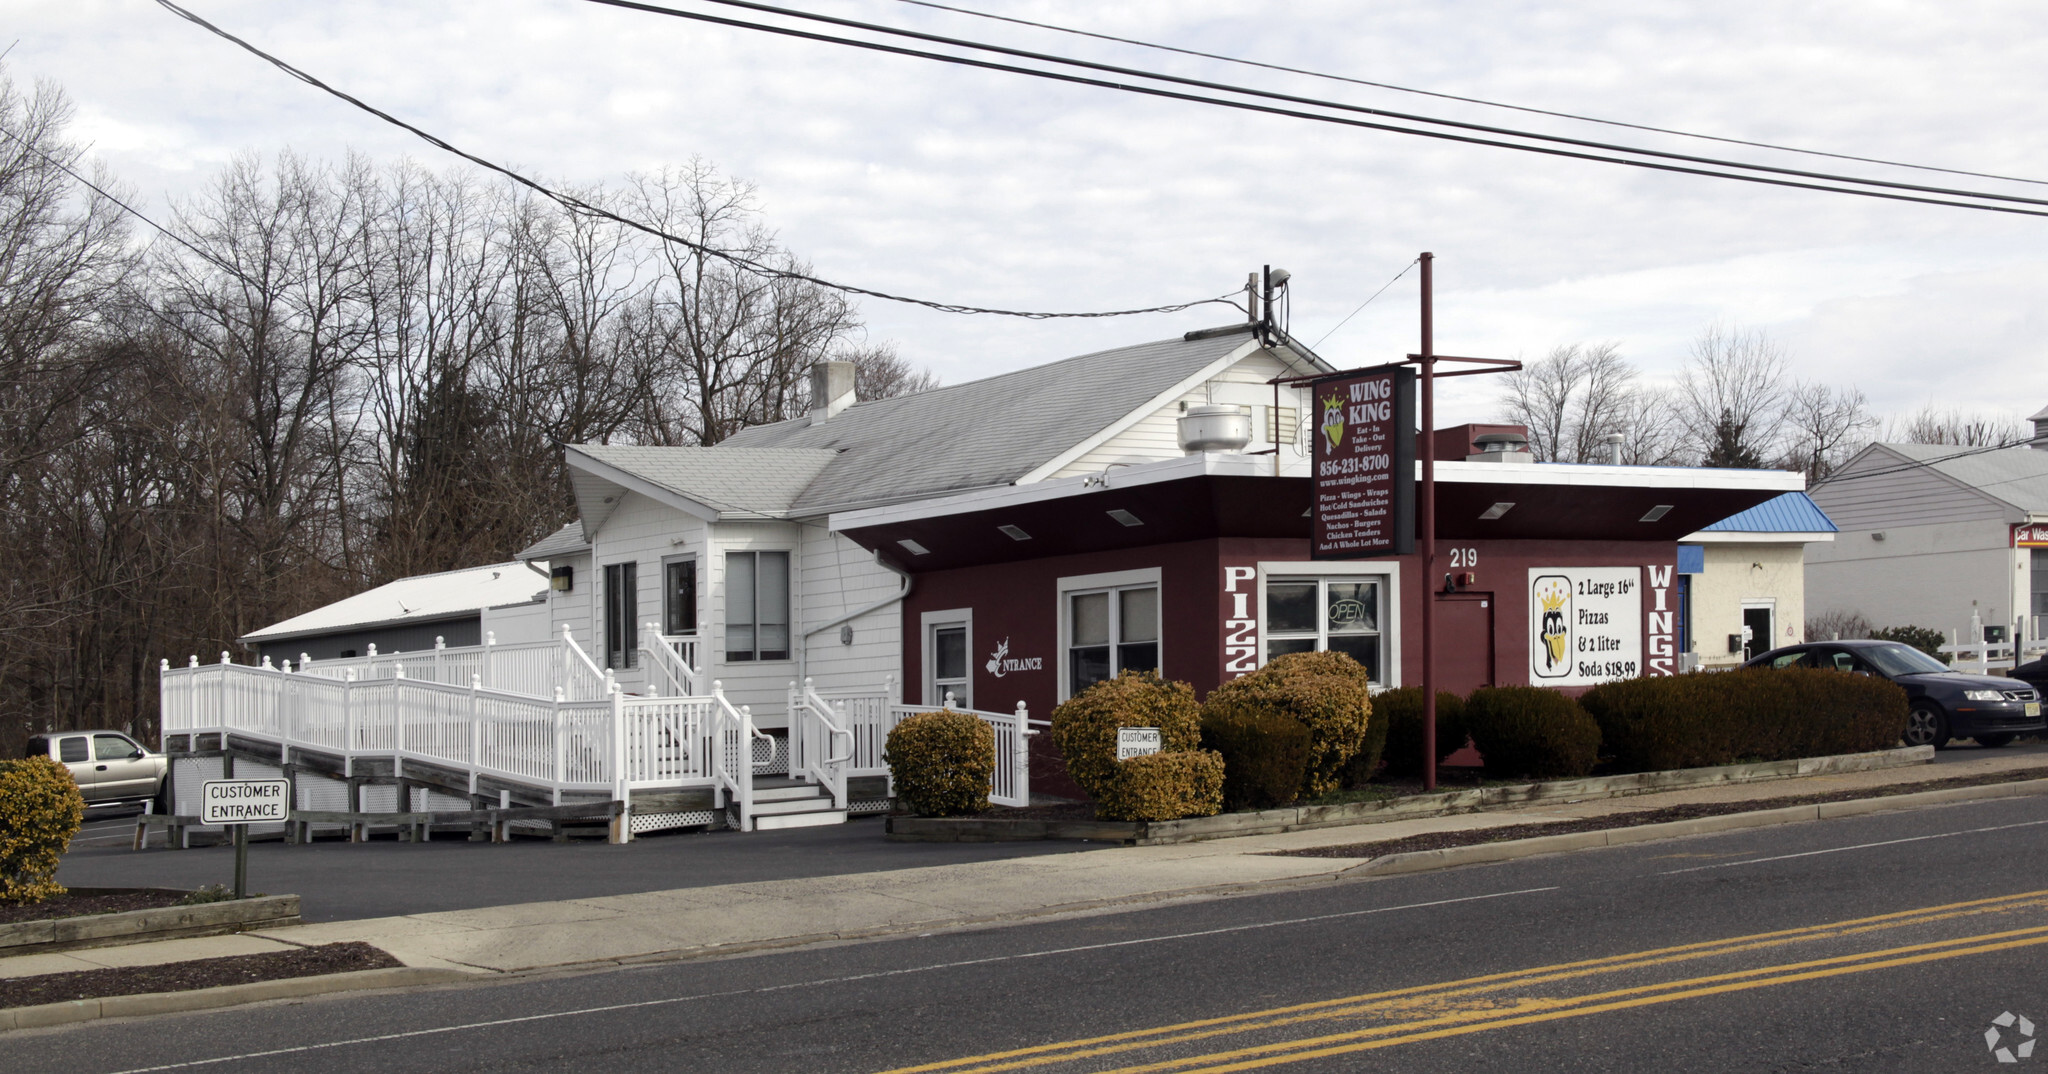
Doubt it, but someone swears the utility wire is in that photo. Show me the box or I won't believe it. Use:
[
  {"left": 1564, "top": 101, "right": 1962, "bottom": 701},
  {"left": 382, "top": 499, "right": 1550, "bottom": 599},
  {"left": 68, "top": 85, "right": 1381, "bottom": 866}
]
[
  {"left": 0, "top": 122, "right": 246, "bottom": 278},
  {"left": 1810, "top": 439, "right": 2035, "bottom": 486},
  {"left": 578, "top": 0, "right": 2048, "bottom": 218},
  {"left": 888, "top": 0, "right": 2048, "bottom": 191},
  {"left": 153, "top": 0, "right": 1242, "bottom": 321},
  {"left": 1311, "top": 259, "right": 1417, "bottom": 349}
]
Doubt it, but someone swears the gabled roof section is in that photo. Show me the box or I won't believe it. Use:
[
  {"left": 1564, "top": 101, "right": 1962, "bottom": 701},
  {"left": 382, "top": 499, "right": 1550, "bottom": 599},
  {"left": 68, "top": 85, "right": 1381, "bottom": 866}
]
[
  {"left": 722, "top": 326, "right": 1309, "bottom": 514},
  {"left": 566, "top": 444, "right": 839, "bottom": 531},
  {"left": 517, "top": 522, "right": 588, "bottom": 561},
  {"left": 1872, "top": 442, "right": 2048, "bottom": 514},
  {"left": 1691, "top": 491, "right": 1838, "bottom": 538},
  {"left": 240, "top": 562, "right": 547, "bottom": 644}
]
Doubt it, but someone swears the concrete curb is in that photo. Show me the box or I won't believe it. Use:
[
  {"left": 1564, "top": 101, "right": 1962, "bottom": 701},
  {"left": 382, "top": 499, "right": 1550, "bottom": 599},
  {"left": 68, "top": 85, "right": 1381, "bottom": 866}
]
[
  {"left": 0, "top": 895, "right": 303, "bottom": 956},
  {"left": 888, "top": 745, "right": 1938, "bottom": 844},
  {"left": 1343, "top": 777, "right": 2048, "bottom": 878},
  {"left": 0, "top": 966, "right": 477, "bottom": 1033}
]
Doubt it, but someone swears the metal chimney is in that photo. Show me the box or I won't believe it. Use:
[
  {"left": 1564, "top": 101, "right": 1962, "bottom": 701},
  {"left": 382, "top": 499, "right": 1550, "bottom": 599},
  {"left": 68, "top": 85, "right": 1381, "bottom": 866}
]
[{"left": 1603, "top": 432, "right": 1625, "bottom": 464}]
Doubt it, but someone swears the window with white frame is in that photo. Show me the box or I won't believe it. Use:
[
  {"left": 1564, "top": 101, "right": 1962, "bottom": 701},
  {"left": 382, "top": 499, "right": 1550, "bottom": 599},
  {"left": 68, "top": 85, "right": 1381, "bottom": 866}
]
[
  {"left": 1266, "top": 577, "right": 1384, "bottom": 682},
  {"left": 603, "top": 561, "right": 639, "bottom": 670},
  {"left": 931, "top": 624, "right": 969, "bottom": 707},
  {"left": 725, "top": 550, "right": 790, "bottom": 661},
  {"left": 664, "top": 558, "right": 697, "bottom": 635},
  {"left": 1067, "top": 583, "right": 1159, "bottom": 695}
]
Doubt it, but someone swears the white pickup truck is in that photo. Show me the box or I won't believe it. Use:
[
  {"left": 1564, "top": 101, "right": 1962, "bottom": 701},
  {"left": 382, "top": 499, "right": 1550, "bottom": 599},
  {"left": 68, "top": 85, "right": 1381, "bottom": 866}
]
[{"left": 23, "top": 731, "right": 168, "bottom": 806}]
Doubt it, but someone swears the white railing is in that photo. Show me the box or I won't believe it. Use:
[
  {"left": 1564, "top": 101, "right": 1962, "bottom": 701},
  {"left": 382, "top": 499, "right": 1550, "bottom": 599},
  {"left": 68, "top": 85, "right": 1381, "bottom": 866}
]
[
  {"left": 810, "top": 679, "right": 1038, "bottom": 808},
  {"left": 787, "top": 678, "right": 855, "bottom": 810},
  {"left": 1939, "top": 634, "right": 2048, "bottom": 674},
  {"left": 640, "top": 625, "right": 702, "bottom": 696},
  {"left": 158, "top": 654, "right": 770, "bottom": 836},
  {"left": 287, "top": 626, "right": 610, "bottom": 701}
]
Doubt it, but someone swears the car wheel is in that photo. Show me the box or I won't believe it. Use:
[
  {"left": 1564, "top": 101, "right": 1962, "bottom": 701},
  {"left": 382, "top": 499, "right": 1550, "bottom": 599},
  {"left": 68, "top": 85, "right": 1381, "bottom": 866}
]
[
  {"left": 1904, "top": 705, "right": 1951, "bottom": 749},
  {"left": 1978, "top": 733, "right": 2016, "bottom": 748}
]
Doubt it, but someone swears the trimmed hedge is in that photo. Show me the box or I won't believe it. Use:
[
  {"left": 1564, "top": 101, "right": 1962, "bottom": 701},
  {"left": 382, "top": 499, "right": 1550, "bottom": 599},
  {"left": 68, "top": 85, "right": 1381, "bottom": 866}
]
[
  {"left": 1370, "top": 688, "right": 1470, "bottom": 780},
  {"left": 1463, "top": 686, "right": 1601, "bottom": 780},
  {"left": 1094, "top": 750, "right": 1226, "bottom": 821},
  {"left": 1050, "top": 670, "right": 1202, "bottom": 801},
  {"left": 884, "top": 710, "right": 995, "bottom": 816},
  {"left": 0, "top": 756, "right": 85, "bottom": 905},
  {"left": 1201, "top": 651, "right": 1374, "bottom": 797},
  {"left": 1200, "top": 710, "right": 1311, "bottom": 811},
  {"left": 1581, "top": 668, "right": 1910, "bottom": 772}
]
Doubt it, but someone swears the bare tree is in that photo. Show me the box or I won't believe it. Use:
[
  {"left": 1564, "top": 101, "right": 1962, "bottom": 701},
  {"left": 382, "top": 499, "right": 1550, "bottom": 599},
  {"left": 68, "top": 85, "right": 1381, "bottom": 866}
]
[
  {"left": 1679, "top": 325, "right": 1788, "bottom": 468},
  {"left": 1497, "top": 342, "right": 1679, "bottom": 463},
  {"left": 1885, "top": 406, "right": 2027, "bottom": 447},
  {"left": 1781, "top": 381, "right": 1874, "bottom": 481}
]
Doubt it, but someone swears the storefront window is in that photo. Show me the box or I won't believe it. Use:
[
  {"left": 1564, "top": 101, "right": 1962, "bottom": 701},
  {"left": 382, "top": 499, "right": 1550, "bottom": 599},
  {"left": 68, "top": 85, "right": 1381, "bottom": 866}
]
[
  {"left": 725, "top": 551, "right": 790, "bottom": 661},
  {"left": 1266, "top": 577, "right": 1383, "bottom": 682},
  {"left": 1068, "top": 584, "right": 1159, "bottom": 693}
]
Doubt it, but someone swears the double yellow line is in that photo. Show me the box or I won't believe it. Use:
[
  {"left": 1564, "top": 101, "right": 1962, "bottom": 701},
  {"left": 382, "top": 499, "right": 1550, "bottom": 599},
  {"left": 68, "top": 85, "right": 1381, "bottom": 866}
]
[{"left": 881, "top": 889, "right": 2048, "bottom": 1074}]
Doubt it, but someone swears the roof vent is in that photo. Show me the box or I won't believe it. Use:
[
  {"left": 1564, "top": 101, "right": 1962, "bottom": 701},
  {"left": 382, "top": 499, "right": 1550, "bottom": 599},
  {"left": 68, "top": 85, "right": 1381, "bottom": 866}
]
[
  {"left": 1466, "top": 431, "right": 1533, "bottom": 463},
  {"left": 1178, "top": 404, "right": 1253, "bottom": 454},
  {"left": 2029, "top": 403, "right": 2048, "bottom": 450}
]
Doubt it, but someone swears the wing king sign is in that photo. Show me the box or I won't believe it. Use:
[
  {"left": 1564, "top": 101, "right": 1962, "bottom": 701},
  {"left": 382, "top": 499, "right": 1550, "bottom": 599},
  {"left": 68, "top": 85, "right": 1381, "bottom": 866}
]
[{"left": 1311, "top": 364, "right": 1417, "bottom": 559}]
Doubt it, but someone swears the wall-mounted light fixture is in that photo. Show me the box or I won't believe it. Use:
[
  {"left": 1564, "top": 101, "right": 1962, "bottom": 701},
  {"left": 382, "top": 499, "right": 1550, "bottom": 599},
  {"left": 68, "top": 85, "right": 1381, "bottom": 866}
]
[
  {"left": 898, "top": 539, "right": 930, "bottom": 556},
  {"left": 1106, "top": 509, "right": 1143, "bottom": 527},
  {"left": 550, "top": 565, "right": 574, "bottom": 592}
]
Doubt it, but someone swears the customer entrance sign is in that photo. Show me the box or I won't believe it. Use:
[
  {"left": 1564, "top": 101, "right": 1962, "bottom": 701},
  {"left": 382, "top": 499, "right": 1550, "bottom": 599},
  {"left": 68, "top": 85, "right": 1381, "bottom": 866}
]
[
  {"left": 1311, "top": 363, "right": 1417, "bottom": 559},
  {"left": 200, "top": 779, "right": 291, "bottom": 825}
]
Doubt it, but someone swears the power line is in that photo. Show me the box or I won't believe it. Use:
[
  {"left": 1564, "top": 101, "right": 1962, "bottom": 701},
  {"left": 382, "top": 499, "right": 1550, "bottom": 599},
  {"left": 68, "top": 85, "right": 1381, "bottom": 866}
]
[
  {"left": 1311, "top": 259, "right": 1417, "bottom": 349},
  {"left": 0, "top": 122, "right": 245, "bottom": 278},
  {"left": 888, "top": 0, "right": 2048, "bottom": 191},
  {"left": 152, "top": 0, "right": 1242, "bottom": 321},
  {"left": 1811, "top": 439, "right": 2035, "bottom": 486},
  {"left": 577, "top": 0, "right": 2048, "bottom": 218}
]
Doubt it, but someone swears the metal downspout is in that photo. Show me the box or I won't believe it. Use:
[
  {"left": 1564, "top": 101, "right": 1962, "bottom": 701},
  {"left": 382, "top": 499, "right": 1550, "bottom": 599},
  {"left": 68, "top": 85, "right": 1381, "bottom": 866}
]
[{"left": 797, "top": 550, "right": 914, "bottom": 685}]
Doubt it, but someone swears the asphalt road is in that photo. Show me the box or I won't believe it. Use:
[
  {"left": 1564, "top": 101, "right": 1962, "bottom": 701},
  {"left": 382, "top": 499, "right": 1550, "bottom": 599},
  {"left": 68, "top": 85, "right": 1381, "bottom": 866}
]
[
  {"left": 55, "top": 814, "right": 1099, "bottom": 921},
  {"left": 14, "top": 791, "right": 2048, "bottom": 1072}
]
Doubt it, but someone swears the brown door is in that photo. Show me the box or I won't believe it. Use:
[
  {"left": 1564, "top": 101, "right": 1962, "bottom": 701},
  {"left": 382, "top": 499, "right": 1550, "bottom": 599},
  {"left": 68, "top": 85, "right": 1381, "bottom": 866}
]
[{"left": 1434, "top": 593, "right": 1495, "bottom": 695}]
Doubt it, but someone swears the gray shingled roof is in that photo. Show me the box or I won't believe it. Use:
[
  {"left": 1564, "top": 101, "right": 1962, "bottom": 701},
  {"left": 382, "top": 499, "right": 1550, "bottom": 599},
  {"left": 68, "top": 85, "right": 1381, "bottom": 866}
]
[
  {"left": 1882, "top": 442, "right": 2048, "bottom": 512},
  {"left": 720, "top": 328, "right": 1262, "bottom": 513},
  {"left": 569, "top": 444, "right": 839, "bottom": 518},
  {"left": 517, "top": 521, "right": 588, "bottom": 561}
]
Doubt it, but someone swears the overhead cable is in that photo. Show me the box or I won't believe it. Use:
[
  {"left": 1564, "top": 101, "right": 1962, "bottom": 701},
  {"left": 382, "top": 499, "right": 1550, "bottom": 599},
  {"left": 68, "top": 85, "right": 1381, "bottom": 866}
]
[
  {"left": 1311, "top": 259, "right": 1418, "bottom": 349},
  {"left": 574, "top": 0, "right": 2048, "bottom": 218},
  {"left": 152, "top": 0, "right": 1243, "bottom": 320},
  {"left": 0, "top": 123, "right": 247, "bottom": 278},
  {"left": 1810, "top": 439, "right": 2034, "bottom": 486},
  {"left": 888, "top": 0, "right": 2048, "bottom": 190}
]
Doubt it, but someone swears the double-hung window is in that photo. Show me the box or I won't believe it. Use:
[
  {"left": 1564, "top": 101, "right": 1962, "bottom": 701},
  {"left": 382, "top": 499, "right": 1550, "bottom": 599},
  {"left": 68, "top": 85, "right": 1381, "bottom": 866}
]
[
  {"left": 1266, "top": 577, "right": 1384, "bottom": 682},
  {"left": 603, "top": 562, "right": 639, "bottom": 670},
  {"left": 725, "top": 550, "right": 790, "bottom": 661},
  {"left": 1066, "top": 583, "right": 1159, "bottom": 695}
]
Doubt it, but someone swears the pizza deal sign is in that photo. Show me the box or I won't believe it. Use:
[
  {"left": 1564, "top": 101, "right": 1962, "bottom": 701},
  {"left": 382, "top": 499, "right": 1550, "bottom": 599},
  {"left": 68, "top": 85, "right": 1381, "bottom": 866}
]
[
  {"left": 1529, "top": 568, "right": 1644, "bottom": 687},
  {"left": 1310, "top": 364, "right": 1416, "bottom": 559}
]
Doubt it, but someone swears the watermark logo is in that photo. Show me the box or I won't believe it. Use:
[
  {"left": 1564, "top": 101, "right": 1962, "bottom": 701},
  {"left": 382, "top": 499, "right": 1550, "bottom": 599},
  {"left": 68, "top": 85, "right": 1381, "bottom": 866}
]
[{"left": 1987, "top": 1012, "right": 2037, "bottom": 1063}]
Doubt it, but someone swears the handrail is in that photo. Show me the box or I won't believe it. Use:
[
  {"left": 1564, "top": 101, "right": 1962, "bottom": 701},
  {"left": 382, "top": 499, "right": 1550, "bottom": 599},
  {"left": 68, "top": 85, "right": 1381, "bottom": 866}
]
[
  {"left": 561, "top": 623, "right": 608, "bottom": 682},
  {"left": 801, "top": 680, "right": 857, "bottom": 765},
  {"left": 638, "top": 623, "right": 700, "bottom": 695},
  {"left": 709, "top": 680, "right": 764, "bottom": 830}
]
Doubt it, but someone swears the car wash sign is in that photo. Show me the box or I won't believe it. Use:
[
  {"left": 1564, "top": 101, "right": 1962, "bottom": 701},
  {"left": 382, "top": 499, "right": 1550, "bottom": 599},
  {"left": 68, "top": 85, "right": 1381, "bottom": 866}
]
[
  {"left": 1529, "top": 568, "right": 1643, "bottom": 686},
  {"left": 1311, "top": 364, "right": 1417, "bottom": 559}
]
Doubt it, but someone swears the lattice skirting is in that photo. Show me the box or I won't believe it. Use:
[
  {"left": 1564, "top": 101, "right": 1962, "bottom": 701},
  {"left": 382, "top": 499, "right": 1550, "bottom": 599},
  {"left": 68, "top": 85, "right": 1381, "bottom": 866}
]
[
  {"left": 848, "top": 799, "right": 890, "bottom": 815},
  {"left": 630, "top": 809, "right": 719, "bottom": 834},
  {"left": 753, "top": 732, "right": 789, "bottom": 776}
]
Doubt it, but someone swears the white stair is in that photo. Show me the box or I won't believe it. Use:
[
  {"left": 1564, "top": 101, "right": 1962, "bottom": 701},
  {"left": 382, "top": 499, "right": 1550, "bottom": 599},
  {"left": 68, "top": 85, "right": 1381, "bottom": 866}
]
[{"left": 745, "top": 779, "right": 848, "bottom": 831}]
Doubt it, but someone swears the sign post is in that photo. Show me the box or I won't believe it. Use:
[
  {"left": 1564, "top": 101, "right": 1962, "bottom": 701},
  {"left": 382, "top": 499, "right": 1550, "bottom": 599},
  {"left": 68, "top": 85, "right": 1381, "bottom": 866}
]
[{"left": 200, "top": 779, "right": 290, "bottom": 899}]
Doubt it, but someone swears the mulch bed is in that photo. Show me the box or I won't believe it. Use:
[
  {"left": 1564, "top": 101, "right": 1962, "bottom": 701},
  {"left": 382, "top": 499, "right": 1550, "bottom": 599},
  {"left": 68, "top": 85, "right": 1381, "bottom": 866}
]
[
  {"left": 0, "top": 942, "right": 400, "bottom": 1009},
  {"left": 0, "top": 890, "right": 187, "bottom": 926},
  {"left": 1279, "top": 768, "right": 2048, "bottom": 860}
]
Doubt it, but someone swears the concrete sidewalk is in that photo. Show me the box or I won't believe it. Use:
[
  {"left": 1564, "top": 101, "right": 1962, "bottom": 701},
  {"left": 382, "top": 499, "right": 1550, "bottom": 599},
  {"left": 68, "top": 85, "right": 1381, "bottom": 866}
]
[{"left": 10, "top": 746, "right": 2048, "bottom": 990}]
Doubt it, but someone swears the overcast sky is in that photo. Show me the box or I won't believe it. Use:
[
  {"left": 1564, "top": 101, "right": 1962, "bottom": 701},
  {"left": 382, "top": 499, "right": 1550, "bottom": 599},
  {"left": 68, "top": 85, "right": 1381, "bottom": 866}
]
[{"left": 15, "top": 0, "right": 2048, "bottom": 427}]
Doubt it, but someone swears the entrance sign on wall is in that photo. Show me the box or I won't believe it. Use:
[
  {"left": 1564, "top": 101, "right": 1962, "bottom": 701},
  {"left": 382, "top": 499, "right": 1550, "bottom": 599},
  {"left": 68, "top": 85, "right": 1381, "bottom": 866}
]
[
  {"left": 1311, "top": 364, "right": 1417, "bottom": 559},
  {"left": 1116, "top": 727, "right": 1162, "bottom": 760},
  {"left": 1529, "top": 568, "right": 1644, "bottom": 686}
]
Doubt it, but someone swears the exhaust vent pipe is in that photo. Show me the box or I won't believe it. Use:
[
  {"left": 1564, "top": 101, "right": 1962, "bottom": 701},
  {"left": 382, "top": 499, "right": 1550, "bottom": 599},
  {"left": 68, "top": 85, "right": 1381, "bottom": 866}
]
[{"left": 1178, "top": 404, "right": 1253, "bottom": 454}]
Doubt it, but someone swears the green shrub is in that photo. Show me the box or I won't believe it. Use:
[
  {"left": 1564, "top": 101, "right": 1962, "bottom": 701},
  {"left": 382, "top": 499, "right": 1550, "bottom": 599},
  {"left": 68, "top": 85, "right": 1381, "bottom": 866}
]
[
  {"left": 0, "top": 756, "right": 85, "bottom": 905},
  {"left": 1372, "top": 688, "right": 1470, "bottom": 780},
  {"left": 1201, "top": 651, "right": 1373, "bottom": 797},
  {"left": 1094, "top": 750, "right": 1225, "bottom": 821},
  {"left": 1050, "top": 670, "right": 1202, "bottom": 801},
  {"left": 1200, "top": 710, "right": 1311, "bottom": 811},
  {"left": 884, "top": 710, "right": 995, "bottom": 816},
  {"left": 1463, "top": 686, "right": 1601, "bottom": 780},
  {"left": 1582, "top": 668, "right": 1908, "bottom": 772},
  {"left": 1871, "top": 625, "right": 1950, "bottom": 665}
]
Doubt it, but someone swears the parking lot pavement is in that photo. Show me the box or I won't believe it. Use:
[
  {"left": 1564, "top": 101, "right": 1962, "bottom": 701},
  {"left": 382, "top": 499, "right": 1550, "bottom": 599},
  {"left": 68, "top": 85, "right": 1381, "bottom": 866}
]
[
  {"left": 1926, "top": 738, "right": 2048, "bottom": 765},
  {"left": 54, "top": 816, "right": 1102, "bottom": 922}
]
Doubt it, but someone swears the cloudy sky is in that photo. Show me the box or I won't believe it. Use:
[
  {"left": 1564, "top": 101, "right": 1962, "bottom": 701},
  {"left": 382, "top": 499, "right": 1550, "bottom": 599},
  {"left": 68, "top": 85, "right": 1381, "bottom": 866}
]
[{"left": 15, "top": 0, "right": 2048, "bottom": 426}]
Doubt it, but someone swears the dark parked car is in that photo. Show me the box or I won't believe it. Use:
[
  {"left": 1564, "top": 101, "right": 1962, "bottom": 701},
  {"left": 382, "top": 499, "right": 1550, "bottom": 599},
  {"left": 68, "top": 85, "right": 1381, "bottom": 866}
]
[
  {"left": 1741, "top": 639, "right": 2044, "bottom": 749},
  {"left": 2013, "top": 656, "right": 2048, "bottom": 698}
]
